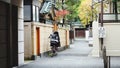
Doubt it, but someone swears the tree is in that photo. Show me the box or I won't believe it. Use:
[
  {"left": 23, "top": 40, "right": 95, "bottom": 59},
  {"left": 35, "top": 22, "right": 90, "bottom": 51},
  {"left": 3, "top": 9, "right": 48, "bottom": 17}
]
[
  {"left": 65, "top": 0, "right": 81, "bottom": 22},
  {"left": 78, "top": 0, "right": 108, "bottom": 26},
  {"left": 78, "top": 0, "right": 93, "bottom": 26}
]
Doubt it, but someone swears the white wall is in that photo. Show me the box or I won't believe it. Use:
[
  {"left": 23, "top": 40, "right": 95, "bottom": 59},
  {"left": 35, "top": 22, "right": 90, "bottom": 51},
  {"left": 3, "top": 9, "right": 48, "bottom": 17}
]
[
  {"left": 91, "top": 21, "right": 100, "bottom": 57},
  {"left": 103, "top": 23, "right": 120, "bottom": 56},
  {"left": 92, "top": 21, "right": 120, "bottom": 57}
]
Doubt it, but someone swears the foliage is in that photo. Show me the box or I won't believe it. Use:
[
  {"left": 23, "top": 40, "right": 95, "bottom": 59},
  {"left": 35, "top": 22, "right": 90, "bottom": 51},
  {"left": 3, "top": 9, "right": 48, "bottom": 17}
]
[
  {"left": 65, "top": 0, "right": 81, "bottom": 22},
  {"left": 78, "top": 0, "right": 108, "bottom": 26},
  {"left": 78, "top": 0, "right": 92, "bottom": 26}
]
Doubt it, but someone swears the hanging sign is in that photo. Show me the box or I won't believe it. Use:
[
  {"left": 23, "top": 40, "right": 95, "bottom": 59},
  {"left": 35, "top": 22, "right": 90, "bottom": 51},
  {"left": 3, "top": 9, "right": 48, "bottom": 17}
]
[{"left": 99, "top": 27, "right": 106, "bottom": 38}]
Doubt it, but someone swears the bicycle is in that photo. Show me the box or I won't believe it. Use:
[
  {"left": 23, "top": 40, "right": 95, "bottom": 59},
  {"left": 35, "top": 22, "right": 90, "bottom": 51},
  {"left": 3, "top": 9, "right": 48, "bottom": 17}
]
[{"left": 48, "top": 45, "right": 57, "bottom": 57}]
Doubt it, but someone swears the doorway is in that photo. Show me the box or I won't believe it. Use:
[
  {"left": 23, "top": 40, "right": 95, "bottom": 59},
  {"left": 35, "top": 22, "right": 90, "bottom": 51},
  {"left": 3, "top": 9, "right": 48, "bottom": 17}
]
[
  {"left": 75, "top": 28, "right": 85, "bottom": 38},
  {"left": 36, "top": 28, "right": 40, "bottom": 56},
  {"left": 0, "top": 1, "right": 18, "bottom": 68}
]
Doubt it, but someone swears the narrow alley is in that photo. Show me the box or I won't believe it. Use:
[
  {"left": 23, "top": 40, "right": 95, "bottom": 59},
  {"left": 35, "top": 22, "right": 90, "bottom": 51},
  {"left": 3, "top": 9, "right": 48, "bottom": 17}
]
[
  {"left": 19, "top": 39, "right": 104, "bottom": 68},
  {"left": 1, "top": 0, "right": 120, "bottom": 68}
]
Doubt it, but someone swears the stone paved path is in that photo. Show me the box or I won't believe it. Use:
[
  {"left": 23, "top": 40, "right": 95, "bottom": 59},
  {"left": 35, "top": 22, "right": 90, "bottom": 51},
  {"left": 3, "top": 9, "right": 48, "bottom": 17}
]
[{"left": 19, "top": 39, "right": 120, "bottom": 68}]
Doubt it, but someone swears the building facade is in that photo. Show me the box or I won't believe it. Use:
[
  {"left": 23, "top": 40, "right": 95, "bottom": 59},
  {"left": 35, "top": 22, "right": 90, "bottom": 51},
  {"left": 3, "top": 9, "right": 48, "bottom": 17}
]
[
  {"left": 92, "top": 0, "right": 120, "bottom": 57},
  {"left": 24, "top": 0, "right": 70, "bottom": 59}
]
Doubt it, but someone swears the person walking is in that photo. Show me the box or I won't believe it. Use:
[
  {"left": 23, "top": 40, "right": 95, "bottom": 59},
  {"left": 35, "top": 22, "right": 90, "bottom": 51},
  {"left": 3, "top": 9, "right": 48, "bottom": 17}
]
[{"left": 49, "top": 31, "right": 60, "bottom": 56}]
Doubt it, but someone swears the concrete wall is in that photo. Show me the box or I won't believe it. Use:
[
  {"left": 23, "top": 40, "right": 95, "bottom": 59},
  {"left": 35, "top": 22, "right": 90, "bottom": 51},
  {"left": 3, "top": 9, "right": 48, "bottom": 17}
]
[{"left": 24, "top": 23, "right": 70, "bottom": 58}]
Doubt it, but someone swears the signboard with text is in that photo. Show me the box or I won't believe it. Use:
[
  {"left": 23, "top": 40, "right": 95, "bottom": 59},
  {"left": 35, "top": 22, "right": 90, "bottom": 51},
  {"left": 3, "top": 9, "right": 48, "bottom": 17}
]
[{"left": 99, "top": 27, "right": 106, "bottom": 38}]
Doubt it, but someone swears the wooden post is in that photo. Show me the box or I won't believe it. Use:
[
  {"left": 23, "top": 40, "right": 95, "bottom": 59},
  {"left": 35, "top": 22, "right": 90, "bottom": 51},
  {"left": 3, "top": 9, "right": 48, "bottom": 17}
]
[
  {"left": 53, "top": 22, "right": 58, "bottom": 31},
  {"left": 52, "top": 0, "right": 58, "bottom": 32},
  {"left": 53, "top": 17, "right": 58, "bottom": 31}
]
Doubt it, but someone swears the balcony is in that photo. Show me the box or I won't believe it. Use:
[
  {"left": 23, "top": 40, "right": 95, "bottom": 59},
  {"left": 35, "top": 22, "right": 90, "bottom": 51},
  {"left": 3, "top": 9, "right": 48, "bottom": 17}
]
[{"left": 99, "top": 13, "right": 120, "bottom": 23}]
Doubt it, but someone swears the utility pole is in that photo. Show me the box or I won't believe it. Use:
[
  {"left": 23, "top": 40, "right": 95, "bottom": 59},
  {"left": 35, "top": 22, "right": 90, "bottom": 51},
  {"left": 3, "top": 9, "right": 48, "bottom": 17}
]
[
  {"left": 100, "top": 1, "right": 109, "bottom": 68},
  {"left": 100, "top": 0, "right": 104, "bottom": 49},
  {"left": 101, "top": 0, "right": 103, "bottom": 27}
]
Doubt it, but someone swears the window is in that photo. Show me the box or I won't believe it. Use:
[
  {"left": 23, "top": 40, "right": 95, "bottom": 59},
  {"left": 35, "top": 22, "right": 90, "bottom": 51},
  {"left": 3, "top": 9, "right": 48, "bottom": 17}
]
[
  {"left": 24, "top": 5, "right": 31, "bottom": 21},
  {"left": 36, "top": 7, "right": 39, "bottom": 22},
  {"left": 33, "top": 6, "right": 35, "bottom": 21},
  {"left": 33, "top": 5, "right": 39, "bottom": 22}
]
